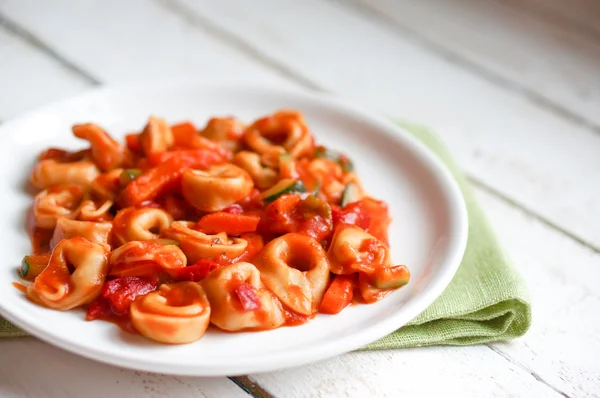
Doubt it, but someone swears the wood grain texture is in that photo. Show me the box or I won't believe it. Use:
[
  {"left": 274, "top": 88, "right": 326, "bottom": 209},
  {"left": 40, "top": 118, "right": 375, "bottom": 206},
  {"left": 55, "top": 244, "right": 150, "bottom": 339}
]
[
  {"left": 514, "top": 0, "right": 600, "bottom": 39},
  {"left": 0, "top": 0, "right": 598, "bottom": 396},
  {"left": 245, "top": 185, "right": 600, "bottom": 397},
  {"left": 0, "top": 0, "right": 296, "bottom": 88},
  {"left": 172, "top": 0, "right": 600, "bottom": 251},
  {"left": 357, "top": 0, "right": 600, "bottom": 129},
  {"left": 0, "top": 27, "right": 90, "bottom": 119},
  {"left": 477, "top": 188, "right": 600, "bottom": 398},
  {"left": 248, "top": 345, "right": 563, "bottom": 398},
  {"left": 0, "top": 338, "right": 249, "bottom": 398}
]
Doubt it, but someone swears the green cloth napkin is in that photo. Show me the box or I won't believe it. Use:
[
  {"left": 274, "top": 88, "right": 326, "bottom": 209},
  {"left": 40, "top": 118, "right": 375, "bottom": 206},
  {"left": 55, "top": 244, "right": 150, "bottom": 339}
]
[
  {"left": 362, "top": 122, "right": 531, "bottom": 349},
  {"left": 0, "top": 123, "right": 531, "bottom": 345}
]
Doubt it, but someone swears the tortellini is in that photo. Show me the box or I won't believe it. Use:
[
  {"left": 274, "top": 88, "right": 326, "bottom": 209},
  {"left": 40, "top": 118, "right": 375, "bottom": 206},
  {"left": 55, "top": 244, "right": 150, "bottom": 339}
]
[
  {"left": 74, "top": 199, "right": 113, "bottom": 222},
  {"left": 51, "top": 218, "right": 112, "bottom": 249},
  {"left": 30, "top": 159, "right": 100, "bottom": 190},
  {"left": 202, "top": 262, "right": 285, "bottom": 331},
  {"left": 112, "top": 207, "right": 174, "bottom": 246},
  {"left": 19, "top": 111, "right": 408, "bottom": 345},
  {"left": 243, "top": 110, "right": 314, "bottom": 167},
  {"left": 327, "top": 225, "right": 409, "bottom": 302},
  {"left": 232, "top": 151, "right": 278, "bottom": 190},
  {"left": 139, "top": 116, "right": 174, "bottom": 155},
  {"left": 108, "top": 240, "right": 187, "bottom": 278},
  {"left": 131, "top": 282, "right": 211, "bottom": 344},
  {"left": 72, "top": 123, "right": 129, "bottom": 171},
  {"left": 252, "top": 233, "right": 330, "bottom": 316},
  {"left": 27, "top": 237, "right": 109, "bottom": 310},
  {"left": 303, "top": 158, "right": 347, "bottom": 203},
  {"left": 161, "top": 221, "right": 247, "bottom": 263},
  {"left": 90, "top": 168, "right": 124, "bottom": 201},
  {"left": 327, "top": 225, "right": 391, "bottom": 276},
  {"left": 33, "top": 185, "right": 84, "bottom": 229},
  {"left": 181, "top": 163, "right": 253, "bottom": 212},
  {"left": 200, "top": 117, "right": 245, "bottom": 152}
]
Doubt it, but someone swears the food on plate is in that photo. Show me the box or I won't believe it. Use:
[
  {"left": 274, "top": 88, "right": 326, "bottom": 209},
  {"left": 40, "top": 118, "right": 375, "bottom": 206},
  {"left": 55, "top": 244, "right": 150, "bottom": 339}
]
[{"left": 17, "top": 110, "right": 410, "bottom": 344}]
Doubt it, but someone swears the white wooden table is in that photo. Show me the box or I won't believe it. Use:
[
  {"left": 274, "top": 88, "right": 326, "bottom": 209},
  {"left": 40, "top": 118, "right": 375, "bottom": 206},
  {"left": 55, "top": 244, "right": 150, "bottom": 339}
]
[{"left": 1, "top": 1, "right": 599, "bottom": 396}]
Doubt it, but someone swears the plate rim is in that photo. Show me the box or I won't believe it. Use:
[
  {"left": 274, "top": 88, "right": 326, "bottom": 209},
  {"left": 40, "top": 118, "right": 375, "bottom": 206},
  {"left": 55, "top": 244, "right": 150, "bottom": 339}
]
[{"left": 0, "top": 82, "right": 468, "bottom": 376}]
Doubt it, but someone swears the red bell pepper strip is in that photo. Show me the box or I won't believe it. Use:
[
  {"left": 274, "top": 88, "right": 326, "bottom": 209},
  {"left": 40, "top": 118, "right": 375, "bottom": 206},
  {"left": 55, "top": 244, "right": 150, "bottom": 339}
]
[
  {"left": 260, "top": 194, "right": 332, "bottom": 242},
  {"left": 118, "top": 156, "right": 188, "bottom": 207},
  {"left": 125, "top": 133, "right": 143, "bottom": 155},
  {"left": 163, "top": 195, "right": 195, "bottom": 221},
  {"left": 87, "top": 276, "right": 159, "bottom": 318},
  {"left": 171, "top": 122, "right": 198, "bottom": 146},
  {"left": 171, "top": 259, "right": 221, "bottom": 282},
  {"left": 332, "top": 203, "right": 371, "bottom": 231},
  {"left": 222, "top": 204, "right": 243, "bottom": 214},
  {"left": 234, "top": 283, "right": 261, "bottom": 311},
  {"left": 195, "top": 212, "right": 260, "bottom": 236},
  {"left": 147, "top": 148, "right": 225, "bottom": 169},
  {"left": 319, "top": 274, "right": 355, "bottom": 314}
]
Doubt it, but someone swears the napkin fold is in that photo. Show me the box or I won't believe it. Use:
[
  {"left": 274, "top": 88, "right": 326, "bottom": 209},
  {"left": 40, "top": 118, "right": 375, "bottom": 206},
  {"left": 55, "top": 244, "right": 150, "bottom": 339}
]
[
  {"left": 0, "top": 123, "right": 531, "bottom": 346},
  {"left": 362, "top": 122, "right": 531, "bottom": 349}
]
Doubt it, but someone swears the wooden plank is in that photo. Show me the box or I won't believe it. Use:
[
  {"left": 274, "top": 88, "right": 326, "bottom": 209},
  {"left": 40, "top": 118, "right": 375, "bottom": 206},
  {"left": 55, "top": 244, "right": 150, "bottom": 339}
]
[
  {"left": 356, "top": 0, "right": 600, "bottom": 129},
  {"left": 165, "top": 0, "right": 600, "bottom": 251},
  {"left": 516, "top": 0, "right": 600, "bottom": 39},
  {"left": 1, "top": 1, "right": 597, "bottom": 396},
  {"left": 4, "top": 0, "right": 600, "bottom": 249},
  {"left": 246, "top": 185, "right": 600, "bottom": 397},
  {"left": 132, "top": 1, "right": 600, "bottom": 395},
  {"left": 248, "top": 346, "right": 563, "bottom": 398},
  {"left": 476, "top": 187, "right": 600, "bottom": 398},
  {"left": 0, "top": 0, "right": 295, "bottom": 88},
  {"left": 0, "top": 338, "right": 249, "bottom": 398},
  {"left": 0, "top": 28, "right": 90, "bottom": 119}
]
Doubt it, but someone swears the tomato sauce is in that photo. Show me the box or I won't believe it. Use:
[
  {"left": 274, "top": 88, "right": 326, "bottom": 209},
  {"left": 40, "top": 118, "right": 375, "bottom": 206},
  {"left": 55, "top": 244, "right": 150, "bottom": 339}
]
[
  {"left": 12, "top": 282, "right": 27, "bottom": 293},
  {"left": 19, "top": 111, "right": 406, "bottom": 345}
]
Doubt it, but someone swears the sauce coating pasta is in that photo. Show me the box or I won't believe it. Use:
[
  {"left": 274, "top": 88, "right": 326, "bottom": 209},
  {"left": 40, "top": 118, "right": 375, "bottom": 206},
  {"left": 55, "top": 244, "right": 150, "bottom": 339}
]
[{"left": 17, "top": 111, "right": 410, "bottom": 344}]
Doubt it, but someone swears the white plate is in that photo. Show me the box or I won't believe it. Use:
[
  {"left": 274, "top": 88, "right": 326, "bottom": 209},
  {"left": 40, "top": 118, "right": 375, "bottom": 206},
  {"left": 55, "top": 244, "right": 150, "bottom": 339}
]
[{"left": 0, "top": 83, "right": 467, "bottom": 376}]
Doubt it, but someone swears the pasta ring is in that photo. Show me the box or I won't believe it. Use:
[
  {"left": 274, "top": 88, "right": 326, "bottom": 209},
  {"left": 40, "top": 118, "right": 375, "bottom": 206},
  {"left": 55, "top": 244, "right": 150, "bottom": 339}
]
[
  {"left": 328, "top": 225, "right": 409, "bottom": 301},
  {"left": 252, "top": 233, "right": 330, "bottom": 316},
  {"left": 161, "top": 221, "right": 247, "bottom": 264},
  {"left": 200, "top": 117, "right": 245, "bottom": 152},
  {"left": 72, "top": 123, "right": 128, "bottom": 171},
  {"left": 108, "top": 240, "right": 187, "bottom": 278},
  {"left": 181, "top": 164, "right": 253, "bottom": 212},
  {"left": 27, "top": 237, "right": 109, "bottom": 310},
  {"left": 112, "top": 207, "right": 174, "bottom": 246},
  {"left": 74, "top": 199, "right": 113, "bottom": 222},
  {"left": 232, "top": 151, "right": 278, "bottom": 190},
  {"left": 90, "top": 168, "right": 124, "bottom": 201},
  {"left": 327, "top": 225, "right": 391, "bottom": 276},
  {"left": 130, "top": 282, "right": 211, "bottom": 344},
  {"left": 201, "top": 262, "right": 285, "bottom": 331},
  {"left": 243, "top": 110, "right": 314, "bottom": 167},
  {"left": 50, "top": 218, "right": 112, "bottom": 250},
  {"left": 33, "top": 185, "right": 84, "bottom": 229},
  {"left": 139, "top": 116, "right": 174, "bottom": 155},
  {"left": 30, "top": 159, "right": 100, "bottom": 190}
]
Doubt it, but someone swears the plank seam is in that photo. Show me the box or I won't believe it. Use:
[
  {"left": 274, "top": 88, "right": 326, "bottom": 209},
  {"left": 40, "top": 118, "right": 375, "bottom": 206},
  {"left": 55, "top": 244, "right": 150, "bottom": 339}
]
[
  {"left": 469, "top": 177, "right": 600, "bottom": 254},
  {"left": 486, "top": 345, "right": 571, "bottom": 397},
  {"left": 0, "top": 4, "right": 593, "bottom": 395},
  {"left": 154, "top": 0, "right": 323, "bottom": 92},
  {"left": 0, "top": 11, "right": 101, "bottom": 86},
  {"left": 228, "top": 376, "right": 276, "bottom": 398},
  {"left": 147, "top": 3, "right": 600, "bottom": 393},
  {"left": 500, "top": 0, "right": 600, "bottom": 43},
  {"left": 158, "top": 0, "right": 600, "bottom": 255},
  {"left": 340, "top": 0, "right": 600, "bottom": 136}
]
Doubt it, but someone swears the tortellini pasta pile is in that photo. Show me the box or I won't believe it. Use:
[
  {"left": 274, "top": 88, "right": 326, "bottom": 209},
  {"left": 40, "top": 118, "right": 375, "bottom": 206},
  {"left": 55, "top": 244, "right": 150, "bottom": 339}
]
[{"left": 18, "top": 111, "right": 410, "bottom": 344}]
